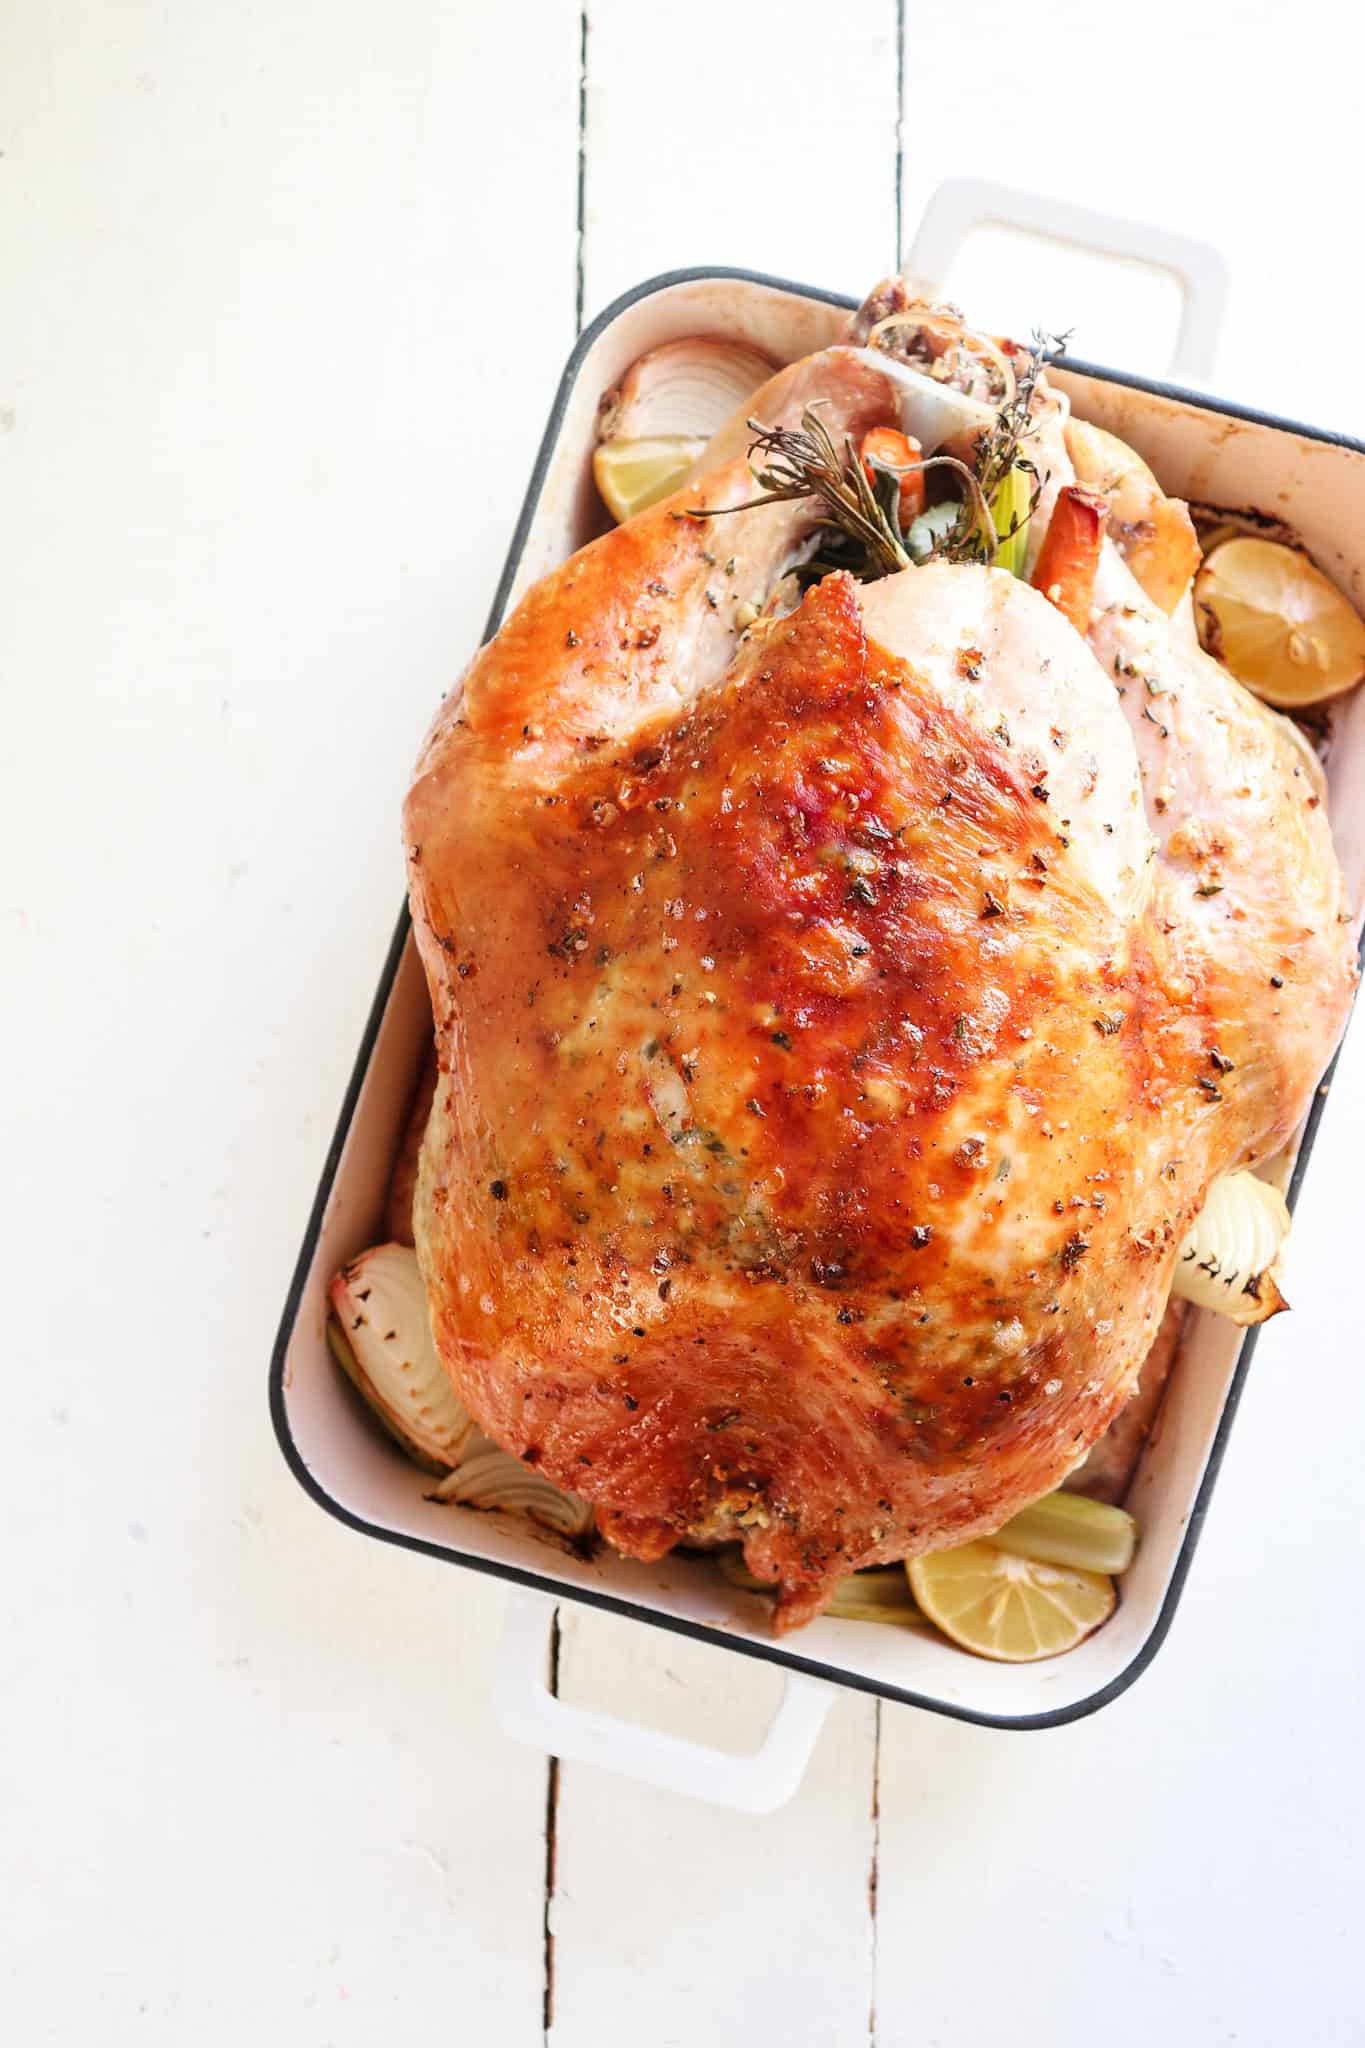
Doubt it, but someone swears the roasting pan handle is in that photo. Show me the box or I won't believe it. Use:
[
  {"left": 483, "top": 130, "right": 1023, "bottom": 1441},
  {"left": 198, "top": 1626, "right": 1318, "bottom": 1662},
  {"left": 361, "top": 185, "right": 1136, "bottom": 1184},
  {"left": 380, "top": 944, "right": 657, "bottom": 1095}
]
[
  {"left": 493, "top": 1591, "right": 834, "bottom": 1813},
  {"left": 904, "top": 176, "right": 1229, "bottom": 385}
]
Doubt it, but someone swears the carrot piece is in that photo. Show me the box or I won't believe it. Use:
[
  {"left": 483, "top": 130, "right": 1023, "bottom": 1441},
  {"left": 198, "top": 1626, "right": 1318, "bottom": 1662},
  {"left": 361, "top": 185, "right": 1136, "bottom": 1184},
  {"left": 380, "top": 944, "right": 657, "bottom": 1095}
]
[
  {"left": 860, "top": 427, "right": 925, "bottom": 522},
  {"left": 1064, "top": 418, "right": 1199, "bottom": 614},
  {"left": 1031, "top": 485, "right": 1109, "bottom": 632}
]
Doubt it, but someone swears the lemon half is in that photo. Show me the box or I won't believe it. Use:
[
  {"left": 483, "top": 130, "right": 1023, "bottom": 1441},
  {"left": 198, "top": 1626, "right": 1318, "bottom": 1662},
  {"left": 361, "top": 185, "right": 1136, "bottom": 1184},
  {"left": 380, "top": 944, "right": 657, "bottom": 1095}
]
[
  {"left": 1194, "top": 536, "right": 1365, "bottom": 708},
  {"left": 592, "top": 434, "right": 706, "bottom": 524},
  {"left": 907, "top": 1542, "right": 1116, "bottom": 1662}
]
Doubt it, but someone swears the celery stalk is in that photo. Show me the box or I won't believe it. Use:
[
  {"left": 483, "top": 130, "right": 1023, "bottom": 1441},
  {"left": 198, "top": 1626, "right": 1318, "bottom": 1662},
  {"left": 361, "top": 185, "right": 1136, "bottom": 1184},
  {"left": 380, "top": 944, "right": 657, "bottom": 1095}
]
[
  {"left": 990, "top": 461, "right": 1033, "bottom": 578},
  {"left": 826, "top": 1571, "right": 929, "bottom": 1626},
  {"left": 990, "top": 1489, "right": 1137, "bottom": 1574},
  {"left": 716, "top": 1553, "right": 931, "bottom": 1627}
]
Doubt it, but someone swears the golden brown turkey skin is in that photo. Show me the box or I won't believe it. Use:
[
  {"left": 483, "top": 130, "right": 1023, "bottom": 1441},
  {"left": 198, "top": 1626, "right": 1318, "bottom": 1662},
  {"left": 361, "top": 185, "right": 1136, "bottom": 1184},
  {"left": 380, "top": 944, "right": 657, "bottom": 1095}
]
[
  {"left": 409, "top": 566, "right": 1219, "bottom": 1626},
  {"left": 405, "top": 330, "right": 1356, "bottom": 1629}
]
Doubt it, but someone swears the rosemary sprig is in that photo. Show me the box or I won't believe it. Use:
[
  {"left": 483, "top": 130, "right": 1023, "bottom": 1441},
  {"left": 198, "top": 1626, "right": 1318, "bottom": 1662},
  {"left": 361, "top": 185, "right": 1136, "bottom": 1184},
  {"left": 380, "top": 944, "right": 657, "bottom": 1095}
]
[{"left": 693, "top": 407, "right": 912, "bottom": 577}]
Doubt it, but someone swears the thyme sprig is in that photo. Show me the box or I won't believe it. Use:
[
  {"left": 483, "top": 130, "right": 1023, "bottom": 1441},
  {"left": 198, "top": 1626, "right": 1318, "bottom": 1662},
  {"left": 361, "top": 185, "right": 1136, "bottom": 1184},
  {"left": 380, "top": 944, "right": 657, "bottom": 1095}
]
[
  {"left": 976, "top": 327, "right": 1071, "bottom": 500},
  {"left": 918, "top": 456, "right": 998, "bottom": 566},
  {"left": 696, "top": 407, "right": 912, "bottom": 577}
]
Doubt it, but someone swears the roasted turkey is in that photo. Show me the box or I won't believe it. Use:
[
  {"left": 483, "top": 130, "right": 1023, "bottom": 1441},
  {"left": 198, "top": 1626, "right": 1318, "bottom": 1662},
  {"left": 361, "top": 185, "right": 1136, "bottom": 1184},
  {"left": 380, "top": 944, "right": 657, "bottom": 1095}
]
[{"left": 404, "top": 285, "right": 1356, "bottom": 1629}]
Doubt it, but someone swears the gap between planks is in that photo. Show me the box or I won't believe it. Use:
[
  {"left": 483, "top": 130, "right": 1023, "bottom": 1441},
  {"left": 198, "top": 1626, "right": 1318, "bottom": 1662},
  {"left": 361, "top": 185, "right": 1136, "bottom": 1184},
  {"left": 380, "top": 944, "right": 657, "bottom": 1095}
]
[
  {"left": 574, "top": 8, "right": 589, "bottom": 334},
  {"left": 869, "top": 1701, "right": 883, "bottom": 2043},
  {"left": 541, "top": 1608, "right": 562, "bottom": 2041},
  {"left": 894, "top": 0, "right": 906, "bottom": 266}
]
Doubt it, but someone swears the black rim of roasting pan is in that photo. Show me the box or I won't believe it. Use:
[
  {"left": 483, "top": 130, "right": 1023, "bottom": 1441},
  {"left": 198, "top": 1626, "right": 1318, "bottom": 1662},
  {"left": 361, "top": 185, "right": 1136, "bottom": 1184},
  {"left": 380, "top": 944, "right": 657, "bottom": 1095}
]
[{"left": 269, "top": 266, "right": 1365, "bottom": 1732}]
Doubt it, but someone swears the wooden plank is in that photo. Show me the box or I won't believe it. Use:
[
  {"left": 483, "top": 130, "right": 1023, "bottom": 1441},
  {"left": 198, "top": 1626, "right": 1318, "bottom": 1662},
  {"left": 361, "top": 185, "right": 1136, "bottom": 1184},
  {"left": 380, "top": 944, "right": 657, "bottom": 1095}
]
[
  {"left": 547, "top": 1606, "right": 880, "bottom": 2046},
  {"left": 885, "top": 36, "right": 1365, "bottom": 2034},
  {"left": 540, "top": 12, "right": 911, "bottom": 2033},
  {"left": 897, "top": 0, "right": 1355, "bottom": 424},
  {"left": 0, "top": 3, "right": 580, "bottom": 2042},
  {"left": 580, "top": 0, "right": 902, "bottom": 317},
  {"left": 544, "top": 13, "right": 907, "bottom": 2038},
  {"left": 875, "top": 1015, "right": 1365, "bottom": 2044}
]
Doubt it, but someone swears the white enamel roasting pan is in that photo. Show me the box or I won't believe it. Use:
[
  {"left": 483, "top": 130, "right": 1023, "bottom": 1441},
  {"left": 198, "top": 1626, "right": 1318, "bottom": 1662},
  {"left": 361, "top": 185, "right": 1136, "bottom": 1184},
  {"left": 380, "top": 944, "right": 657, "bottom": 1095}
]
[{"left": 271, "top": 188, "right": 1365, "bottom": 1811}]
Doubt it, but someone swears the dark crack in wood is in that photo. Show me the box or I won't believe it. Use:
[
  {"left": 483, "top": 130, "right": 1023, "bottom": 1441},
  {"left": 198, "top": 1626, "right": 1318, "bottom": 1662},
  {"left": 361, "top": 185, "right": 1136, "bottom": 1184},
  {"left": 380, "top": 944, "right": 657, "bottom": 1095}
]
[
  {"left": 541, "top": 1607, "right": 562, "bottom": 2042},
  {"left": 868, "top": 1700, "right": 882, "bottom": 2042},
  {"left": 574, "top": 12, "right": 590, "bottom": 332},
  {"left": 893, "top": 0, "right": 905, "bottom": 266}
]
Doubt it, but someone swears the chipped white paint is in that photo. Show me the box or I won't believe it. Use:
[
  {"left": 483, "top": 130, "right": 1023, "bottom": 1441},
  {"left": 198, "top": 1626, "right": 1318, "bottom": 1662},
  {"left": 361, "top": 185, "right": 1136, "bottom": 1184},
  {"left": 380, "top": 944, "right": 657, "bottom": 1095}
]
[{"left": 5, "top": 0, "right": 1365, "bottom": 2043}]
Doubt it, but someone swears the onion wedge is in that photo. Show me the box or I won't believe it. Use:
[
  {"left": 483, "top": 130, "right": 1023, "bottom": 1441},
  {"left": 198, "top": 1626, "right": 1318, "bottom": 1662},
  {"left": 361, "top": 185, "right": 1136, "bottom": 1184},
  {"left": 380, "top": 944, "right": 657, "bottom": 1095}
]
[
  {"left": 327, "top": 1243, "right": 477, "bottom": 1470},
  {"left": 1171, "top": 1171, "right": 1290, "bottom": 1324}
]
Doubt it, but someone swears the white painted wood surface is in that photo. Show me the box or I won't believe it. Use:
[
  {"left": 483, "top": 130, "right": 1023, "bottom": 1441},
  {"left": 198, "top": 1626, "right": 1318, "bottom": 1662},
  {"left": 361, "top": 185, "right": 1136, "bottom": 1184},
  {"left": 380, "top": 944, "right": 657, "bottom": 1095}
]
[
  {"left": 4, "top": 1, "right": 1365, "bottom": 2042},
  {"left": 579, "top": 0, "right": 900, "bottom": 312},
  {"left": 550, "top": 1610, "right": 878, "bottom": 2045}
]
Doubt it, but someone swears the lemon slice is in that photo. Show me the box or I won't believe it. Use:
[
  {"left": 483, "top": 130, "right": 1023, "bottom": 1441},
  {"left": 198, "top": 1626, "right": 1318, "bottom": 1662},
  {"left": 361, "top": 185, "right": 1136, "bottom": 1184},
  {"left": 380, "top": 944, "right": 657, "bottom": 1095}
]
[
  {"left": 593, "top": 434, "right": 706, "bottom": 523},
  {"left": 907, "top": 1542, "right": 1116, "bottom": 1662},
  {"left": 1194, "top": 537, "right": 1365, "bottom": 708}
]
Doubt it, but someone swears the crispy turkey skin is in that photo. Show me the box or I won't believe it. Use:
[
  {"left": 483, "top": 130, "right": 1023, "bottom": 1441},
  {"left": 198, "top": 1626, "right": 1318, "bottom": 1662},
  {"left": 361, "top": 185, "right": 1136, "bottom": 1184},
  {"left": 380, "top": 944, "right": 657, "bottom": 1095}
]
[{"left": 404, "top": 300, "right": 1356, "bottom": 1629}]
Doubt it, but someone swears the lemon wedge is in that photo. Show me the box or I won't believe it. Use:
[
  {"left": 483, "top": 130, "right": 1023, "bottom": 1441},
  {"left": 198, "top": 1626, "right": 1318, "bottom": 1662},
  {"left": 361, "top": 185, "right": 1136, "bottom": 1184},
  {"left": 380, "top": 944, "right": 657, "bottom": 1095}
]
[
  {"left": 907, "top": 1542, "right": 1116, "bottom": 1662},
  {"left": 593, "top": 434, "right": 706, "bottom": 523},
  {"left": 1194, "top": 536, "right": 1365, "bottom": 708}
]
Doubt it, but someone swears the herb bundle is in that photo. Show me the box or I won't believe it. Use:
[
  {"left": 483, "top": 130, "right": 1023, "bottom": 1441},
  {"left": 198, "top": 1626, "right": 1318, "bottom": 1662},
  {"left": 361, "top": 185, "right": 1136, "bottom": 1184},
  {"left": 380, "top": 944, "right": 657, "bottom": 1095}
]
[
  {"left": 693, "top": 406, "right": 996, "bottom": 587},
  {"left": 691, "top": 320, "right": 1069, "bottom": 589}
]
